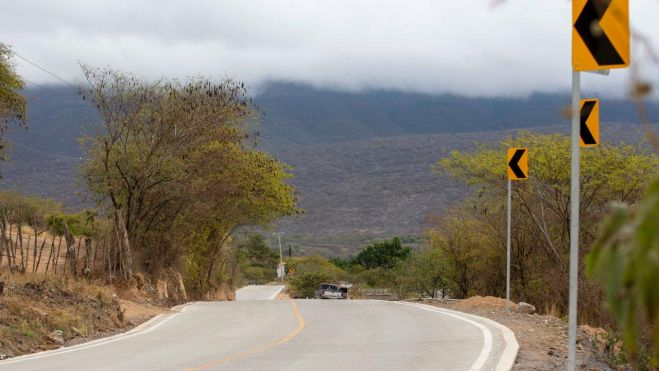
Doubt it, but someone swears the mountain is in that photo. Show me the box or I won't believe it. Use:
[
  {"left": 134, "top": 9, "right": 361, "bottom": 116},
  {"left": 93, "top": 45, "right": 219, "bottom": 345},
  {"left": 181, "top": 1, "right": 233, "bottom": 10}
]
[
  {"left": 255, "top": 82, "right": 658, "bottom": 148},
  {"left": 1, "top": 83, "right": 656, "bottom": 254},
  {"left": 271, "top": 123, "right": 650, "bottom": 255}
]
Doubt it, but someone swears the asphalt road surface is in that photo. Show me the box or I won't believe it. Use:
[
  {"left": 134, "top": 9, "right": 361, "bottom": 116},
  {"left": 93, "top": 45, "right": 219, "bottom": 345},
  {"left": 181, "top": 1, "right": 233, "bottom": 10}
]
[
  {"left": 0, "top": 285, "right": 517, "bottom": 371},
  {"left": 235, "top": 284, "right": 285, "bottom": 300}
]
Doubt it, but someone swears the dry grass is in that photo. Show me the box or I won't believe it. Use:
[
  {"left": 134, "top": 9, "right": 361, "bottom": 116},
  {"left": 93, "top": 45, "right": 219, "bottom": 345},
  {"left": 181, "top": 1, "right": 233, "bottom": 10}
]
[{"left": 0, "top": 272, "right": 123, "bottom": 357}]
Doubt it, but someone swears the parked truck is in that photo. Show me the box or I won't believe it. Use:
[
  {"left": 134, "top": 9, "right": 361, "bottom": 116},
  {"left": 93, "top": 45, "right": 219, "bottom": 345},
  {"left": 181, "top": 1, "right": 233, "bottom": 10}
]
[{"left": 315, "top": 283, "right": 343, "bottom": 299}]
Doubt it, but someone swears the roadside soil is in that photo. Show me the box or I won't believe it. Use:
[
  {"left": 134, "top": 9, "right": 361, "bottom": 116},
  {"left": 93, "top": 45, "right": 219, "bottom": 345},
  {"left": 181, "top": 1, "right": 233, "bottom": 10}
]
[
  {"left": 0, "top": 273, "right": 171, "bottom": 359},
  {"left": 417, "top": 296, "right": 622, "bottom": 370}
]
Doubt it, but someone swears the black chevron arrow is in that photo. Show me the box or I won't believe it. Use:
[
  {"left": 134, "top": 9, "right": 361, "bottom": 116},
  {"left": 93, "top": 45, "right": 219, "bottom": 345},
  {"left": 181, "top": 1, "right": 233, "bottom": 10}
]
[
  {"left": 574, "top": 0, "right": 624, "bottom": 66},
  {"left": 580, "top": 100, "right": 597, "bottom": 145},
  {"left": 508, "top": 149, "right": 527, "bottom": 179}
]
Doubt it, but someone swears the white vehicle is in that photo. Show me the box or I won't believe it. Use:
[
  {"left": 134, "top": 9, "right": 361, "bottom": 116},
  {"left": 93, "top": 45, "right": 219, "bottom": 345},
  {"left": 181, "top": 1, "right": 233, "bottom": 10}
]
[{"left": 315, "top": 283, "right": 343, "bottom": 299}]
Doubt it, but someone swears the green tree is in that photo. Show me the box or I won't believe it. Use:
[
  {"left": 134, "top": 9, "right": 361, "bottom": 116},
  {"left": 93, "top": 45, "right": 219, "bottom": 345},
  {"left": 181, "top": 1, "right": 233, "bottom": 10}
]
[
  {"left": 428, "top": 212, "right": 486, "bottom": 299},
  {"left": 179, "top": 142, "right": 298, "bottom": 297},
  {"left": 0, "top": 43, "right": 27, "bottom": 167},
  {"left": 0, "top": 43, "right": 26, "bottom": 128},
  {"left": 395, "top": 246, "right": 448, "bottom": 299},
  {"left": 243, "top": 234, "right": 278, "bottom": 268},
  {"left": 80, "top": 66, "right": 298, "bottom": 295},
  {"left": 587, "top": 176, "right": 659, "bottom": 366},
  {"left": 352, "top": 237, "right": 410, "bottom": 269},
  {"left": 287, "top": 255, "right": 346, "bottom": 298},
  {"left": 289, "top": 272, "right": 330, "bottom": 298},
  {"left": 436, "top": 132, "right": 658, "bottom": 320}
]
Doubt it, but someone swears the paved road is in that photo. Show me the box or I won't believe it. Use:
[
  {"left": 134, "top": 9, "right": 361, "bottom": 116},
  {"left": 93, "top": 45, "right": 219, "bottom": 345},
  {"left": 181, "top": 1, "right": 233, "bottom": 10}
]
[
  {"left": 0, "top": 287, "right": 517, "bottom": 371},
  {"left": 235, "top": 285, "right": 285, "bottom": 301}
]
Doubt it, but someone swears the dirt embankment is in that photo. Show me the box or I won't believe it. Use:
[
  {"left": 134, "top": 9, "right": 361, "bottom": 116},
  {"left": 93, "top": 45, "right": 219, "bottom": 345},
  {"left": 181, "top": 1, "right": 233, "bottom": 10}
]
[
  {"left": 419, "top": 296, "right": 625, "bottom": 371},
  {"left": 0, "top": 273, "right": 170, "bottom": 359}
]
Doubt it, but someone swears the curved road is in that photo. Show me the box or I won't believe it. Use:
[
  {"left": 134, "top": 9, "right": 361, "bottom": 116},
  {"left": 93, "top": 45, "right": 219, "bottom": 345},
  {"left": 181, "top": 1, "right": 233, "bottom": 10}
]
[{"left": 0, "top": 285, "right": 517, "bottom": 371}]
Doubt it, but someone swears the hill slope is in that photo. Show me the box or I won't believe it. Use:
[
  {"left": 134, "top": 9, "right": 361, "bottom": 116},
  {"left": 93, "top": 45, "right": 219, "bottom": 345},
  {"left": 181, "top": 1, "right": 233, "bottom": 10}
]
[
  {"left": 1, "top": 83, "right": 656, "bottom": 254},
  {"left": 256, "top": 82, "right": 658, "bottom": 148},
  {"left": 271, "top": 123, "right": 650, "bottom": 255}
]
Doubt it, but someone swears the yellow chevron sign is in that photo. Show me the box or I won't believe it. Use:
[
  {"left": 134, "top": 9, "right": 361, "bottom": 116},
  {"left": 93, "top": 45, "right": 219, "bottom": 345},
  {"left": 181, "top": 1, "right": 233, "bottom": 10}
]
[
  {"left": 572, "top": 0, "right": 629, "bottom": 71},
  {"left": 580, "top": 98, "right": 600, "bottom": 147},
  {"left": 507, "top": 148, "right": 528, "bottom": 180}
]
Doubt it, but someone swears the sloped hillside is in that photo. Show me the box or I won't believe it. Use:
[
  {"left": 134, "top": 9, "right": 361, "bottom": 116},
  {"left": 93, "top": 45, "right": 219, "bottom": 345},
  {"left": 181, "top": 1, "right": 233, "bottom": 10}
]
[{"left": 1, "top": 84, "right": 655, "bottom": 254}]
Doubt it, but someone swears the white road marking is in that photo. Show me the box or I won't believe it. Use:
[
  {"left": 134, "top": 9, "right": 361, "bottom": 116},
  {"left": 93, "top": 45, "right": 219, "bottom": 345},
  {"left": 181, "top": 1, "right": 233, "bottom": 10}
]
[
  {"left": 391, "top": 301, "right": 493, "bottom": 371},
  {"left": 396, "top": 301, "right": 519, "bottom": 371},
  {"left": 267, "top": 285, "right": 285, "bottom": 300},
  {"left": 236, "top": 285, "right": 285, "bottom": 301},
  {"left": 0, "top": 302, "right": 199, "bottom": 365}
]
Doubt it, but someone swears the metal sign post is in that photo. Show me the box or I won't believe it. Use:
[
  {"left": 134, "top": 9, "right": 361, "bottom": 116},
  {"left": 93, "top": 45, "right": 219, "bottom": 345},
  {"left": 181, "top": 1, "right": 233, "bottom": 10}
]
[
  {"left": 569, "top": 1, "right": 627, "bottom": 367},
  {"left": 506, "top": 147, "right": 528, "bottom": 313},
  {"left": 567, "top": 70, "right": 581, "bottom": 371},
  {"left": 506, "top": 178, "right": 512, "bottom": 313}
]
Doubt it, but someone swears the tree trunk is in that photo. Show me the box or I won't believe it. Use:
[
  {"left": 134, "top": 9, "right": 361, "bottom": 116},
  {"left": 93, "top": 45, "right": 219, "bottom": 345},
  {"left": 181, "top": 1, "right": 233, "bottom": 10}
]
[
  {"left": 2, "top": 211, "right": 13, "bottom": 272},
  {"left": 113, "top": 220, "right": 126, "bottom": 281},
  {"left": 107, "top": 237, "right": 113, "bottom": 282},
  {"left": 76, "top": 237, "right": 82, "bottom": 265},
  {"left": 83, "top": 238, "right": 93, "bottom": 278},
  {"left": 115, "top": 210, "right": 133, "bottom": 280},
  {"left": 32, "top": 229, "right": 39, "bottom": 272},
  {"left": 35, "top": 239, "right": 46, "bottom": 273},
  {"left": 9, "top": 220, "right": 16, "bottom": 268},
  {"left": 25, "top": 234, "right": 31, "bottom": 271},
  {"left": 54, "top": 236, "right": 63, "bottom": 274},
  {"left": 45, "top": 236, "right": 55, "bottom": 274},
  {"left": 63, "top": 221, "right": 77, "bottom": 278},
  {"left": 17, "top": 224, "right": 25, "bottom": 273}
]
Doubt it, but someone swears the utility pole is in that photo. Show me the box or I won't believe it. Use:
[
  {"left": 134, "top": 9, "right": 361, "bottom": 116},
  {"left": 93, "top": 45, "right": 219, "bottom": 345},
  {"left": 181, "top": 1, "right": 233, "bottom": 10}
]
[{"left": 274, "top": 232, "right": 285, "bottom": 283}]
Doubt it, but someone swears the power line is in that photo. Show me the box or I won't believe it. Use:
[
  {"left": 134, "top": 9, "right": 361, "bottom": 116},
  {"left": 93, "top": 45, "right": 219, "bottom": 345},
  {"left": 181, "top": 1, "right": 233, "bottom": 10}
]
[
  {"left": 14, "top": 53, "right": 77, "bottom": 88},
  {"left": 23, "top": 79, "right": 46, "bottom": 89}
]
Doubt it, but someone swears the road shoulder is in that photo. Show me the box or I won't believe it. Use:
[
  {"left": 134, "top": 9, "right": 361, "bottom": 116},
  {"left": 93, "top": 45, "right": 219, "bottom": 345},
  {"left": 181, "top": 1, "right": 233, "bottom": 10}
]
[{"left": 413, "top": 297, "right": 615, "bottom": 370}]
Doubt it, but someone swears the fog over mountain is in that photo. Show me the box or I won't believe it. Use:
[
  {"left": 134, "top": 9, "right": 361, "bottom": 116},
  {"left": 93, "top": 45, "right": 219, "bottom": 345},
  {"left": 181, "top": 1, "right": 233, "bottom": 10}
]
[
  {"left": 3, "top": 1, "right": 659, "bottom": 98},
  {"left": 1, "top": 83, "right": 656, "bottom": 253}
]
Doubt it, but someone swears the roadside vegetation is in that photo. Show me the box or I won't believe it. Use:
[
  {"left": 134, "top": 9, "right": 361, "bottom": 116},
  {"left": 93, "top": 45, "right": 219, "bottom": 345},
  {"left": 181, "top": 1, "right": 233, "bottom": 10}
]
[
  {"left": 0, "top": 45, "right": 301, "bottom": 357},
  {"left": 434, "top": 132, "right": 658, "bottom": 368},
  {"left": 1, "top": 28, "right": 658, "bottom": 368},
  {"left": 78, "top": 66, "right": 298, "bottom": 299},
  {"left": 281, "top": 132, "right": 658, "bottom": 368},
  {"left": 2, "top": 46, "right": 299, "bottom": 302}
]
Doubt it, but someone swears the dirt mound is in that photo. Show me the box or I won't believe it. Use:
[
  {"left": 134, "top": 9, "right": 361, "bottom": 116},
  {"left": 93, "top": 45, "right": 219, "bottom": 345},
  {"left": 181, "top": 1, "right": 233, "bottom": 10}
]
[
  {"left": 0, "top": 274, "right": 124, "bottom": 358},
  {"left": 454, "top": 295, "right": 517, "bottom": 311}
]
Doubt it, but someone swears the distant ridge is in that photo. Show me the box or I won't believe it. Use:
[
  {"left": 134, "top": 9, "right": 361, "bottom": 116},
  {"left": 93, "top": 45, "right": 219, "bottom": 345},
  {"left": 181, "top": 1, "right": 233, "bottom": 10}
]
[
  {"left": 255, "top": 82, "right": 658, "bottom": 148},
  {"left": 1, "top": 83, "right": 656, "bottom": 253}
]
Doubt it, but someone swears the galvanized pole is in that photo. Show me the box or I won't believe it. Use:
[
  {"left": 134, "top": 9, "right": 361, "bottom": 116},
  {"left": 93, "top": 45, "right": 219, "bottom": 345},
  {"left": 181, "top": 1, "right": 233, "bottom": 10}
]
[
  {"left": 567, "top": 69, "right": 581, "bottom": 371},
  {"left": 277, "top": 232, "right": 284, "bottom": 283},
  {"left": 277, "top": 233, "right": 283, "bottom": 264},
  {"left": 506, "top": 178, "right": 511, "bottom": 313}
]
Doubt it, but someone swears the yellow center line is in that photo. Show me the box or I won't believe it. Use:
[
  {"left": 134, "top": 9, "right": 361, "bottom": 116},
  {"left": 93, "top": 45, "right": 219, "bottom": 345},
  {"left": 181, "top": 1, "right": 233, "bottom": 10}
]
[{"left": 185, "top": 299, "right": 305, "bottom": 370}]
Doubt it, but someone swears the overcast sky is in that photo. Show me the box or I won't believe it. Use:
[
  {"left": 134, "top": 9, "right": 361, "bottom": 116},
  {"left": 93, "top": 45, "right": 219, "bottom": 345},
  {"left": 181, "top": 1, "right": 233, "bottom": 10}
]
[{"left": 2, "top": 0, "right": 658, "bottom": 97}]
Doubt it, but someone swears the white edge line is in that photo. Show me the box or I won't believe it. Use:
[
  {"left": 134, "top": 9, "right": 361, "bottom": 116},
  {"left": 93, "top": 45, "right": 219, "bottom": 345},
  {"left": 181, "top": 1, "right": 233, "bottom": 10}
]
[
  {"left": 0, "top": 301, "right": 199, "bottom": 366},
  {"left": 267, "top": 285, "right": 285, "bottom": 300},
  {"left": 393, "top": 301, "right": 492, "bottom": 371},
  {"left": 398, "top": 301, "right": 519, "bottom": 371}
]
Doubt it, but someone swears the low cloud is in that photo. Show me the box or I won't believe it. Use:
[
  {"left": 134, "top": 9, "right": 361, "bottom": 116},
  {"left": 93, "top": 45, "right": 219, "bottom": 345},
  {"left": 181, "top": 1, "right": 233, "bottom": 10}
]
[{"left": 2, "top": 0, "right": 658, "bottom": 97}]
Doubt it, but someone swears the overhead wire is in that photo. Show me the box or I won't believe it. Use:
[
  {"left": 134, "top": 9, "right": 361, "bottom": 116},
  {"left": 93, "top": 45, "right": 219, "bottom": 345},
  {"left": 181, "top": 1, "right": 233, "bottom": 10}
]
[
  {"left": 14, "top": 52, "right": 78, "bottom": 88},
  {"left": 23, "top": 78, "right": 46, "bottom": 89}
]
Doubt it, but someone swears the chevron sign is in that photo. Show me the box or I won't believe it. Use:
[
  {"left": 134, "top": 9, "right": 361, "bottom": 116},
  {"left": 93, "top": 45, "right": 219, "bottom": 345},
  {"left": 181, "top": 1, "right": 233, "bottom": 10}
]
[
  {"left": 572, "top": 0, "right": 629, "bottom": 70},
  {"left": 580, "top": 98, "right": 600, "bottom": 147},
  {"left": 507, "top": 148, "right": 528, "bottom": 181}
]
